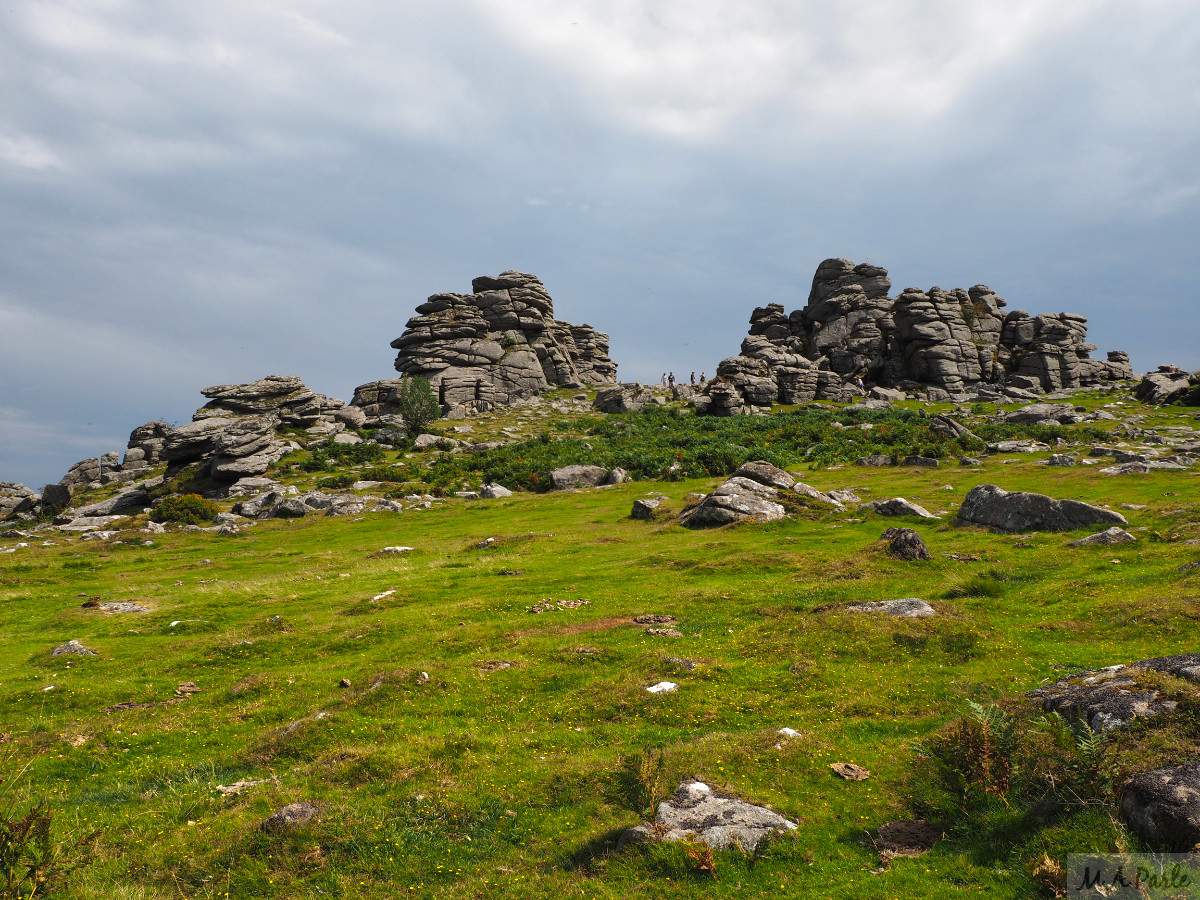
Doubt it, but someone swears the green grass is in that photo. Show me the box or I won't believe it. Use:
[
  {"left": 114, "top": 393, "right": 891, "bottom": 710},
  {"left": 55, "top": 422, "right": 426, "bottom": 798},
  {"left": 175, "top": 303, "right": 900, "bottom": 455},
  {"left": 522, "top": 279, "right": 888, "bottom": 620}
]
[{"left": 1, "top": 388, "right": 1198, "bottom": 897}]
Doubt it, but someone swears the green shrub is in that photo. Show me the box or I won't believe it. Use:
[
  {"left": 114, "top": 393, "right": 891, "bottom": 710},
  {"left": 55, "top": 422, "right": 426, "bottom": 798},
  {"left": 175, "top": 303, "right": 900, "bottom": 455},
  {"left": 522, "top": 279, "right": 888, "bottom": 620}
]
[
  {"left": 150, "top": 494, "right": 220, "bottom": 525},
  {"left": 300, "top": 440, "right": 386, "bottom": 473},
  {"left": 394, "top": 376, "right": 441, "bottom": 437}
]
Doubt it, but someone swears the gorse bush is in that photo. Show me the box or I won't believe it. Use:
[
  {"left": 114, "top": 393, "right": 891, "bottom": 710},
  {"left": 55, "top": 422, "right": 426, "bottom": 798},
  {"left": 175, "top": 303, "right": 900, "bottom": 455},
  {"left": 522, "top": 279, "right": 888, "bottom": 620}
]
[
  {"left": 150, "top": 494, "right": 220, "bottom": 525},
  {"left": 300, "top": 440, "right": 386, "bottom": 473}
]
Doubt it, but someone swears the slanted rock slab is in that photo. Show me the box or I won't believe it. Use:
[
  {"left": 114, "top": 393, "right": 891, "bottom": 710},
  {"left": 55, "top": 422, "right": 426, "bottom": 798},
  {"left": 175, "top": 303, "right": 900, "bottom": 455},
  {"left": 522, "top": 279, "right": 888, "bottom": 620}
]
[
  {"left": 630, "top": 498, "right": 660, "bottom": 520},
  {"left": 619, "top": 781, "right": 796, "bottom": 851},
  {"left": 874, "top": 497, "right": 938, "bottom": 519},
  {"left": 957, "top": 484, "right": 1126, "bottom": 532},
  {"left": 679, "top": 476, "right": 786, "bottom": 528},
  {"left": 51, "top": 639, "right": 97, "bottom": 657}
]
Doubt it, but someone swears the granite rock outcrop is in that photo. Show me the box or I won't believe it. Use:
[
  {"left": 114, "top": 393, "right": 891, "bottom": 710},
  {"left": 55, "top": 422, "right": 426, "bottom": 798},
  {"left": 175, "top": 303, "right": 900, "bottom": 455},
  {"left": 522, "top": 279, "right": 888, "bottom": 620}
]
[
  {"left": 700, "top": 258, "right": 1133, "bottom": 412},
  {"left": 389, "top": 271, "right": 617, "bottom": 413}
]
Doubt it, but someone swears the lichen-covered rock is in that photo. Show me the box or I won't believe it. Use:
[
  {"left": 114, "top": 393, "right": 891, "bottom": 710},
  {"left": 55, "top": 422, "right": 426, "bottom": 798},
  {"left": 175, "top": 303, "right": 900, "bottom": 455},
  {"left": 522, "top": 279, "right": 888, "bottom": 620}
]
[
  {"left": 957, "top": 484, "right": 1126, "bottom": 532},
  {"left": 850, "top": 598, "right": 935, "bottom": 617},
  {"left": 882, "top": 527, "right": 931, "bottom": 560},
  {"left": 594, "top": 383, "right": 654, "bottom": 414},
  {"left": 680, "top": 477, "right": 786, "bottom": 528},
  {"left": 619, "top": 781, "right": 796, "bottom": 851},
  {"left": 390, "top": 271, "right": 617, "bottom": 410},
  {"left": 545, "top": 465, "right": 608, "bottom": 491},
  {"left": 0, "top": 483, "right": 39, "bottom": 520},
  {"left": 1135, "top": 368, "right": 1193, "bottom": 405}
]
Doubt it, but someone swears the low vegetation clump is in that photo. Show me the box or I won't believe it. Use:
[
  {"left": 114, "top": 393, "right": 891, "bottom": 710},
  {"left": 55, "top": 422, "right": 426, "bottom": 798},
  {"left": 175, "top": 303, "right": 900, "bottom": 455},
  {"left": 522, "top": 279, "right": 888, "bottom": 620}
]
[{"left": 149, "top": 493, "right": 220, "bottom": 525}]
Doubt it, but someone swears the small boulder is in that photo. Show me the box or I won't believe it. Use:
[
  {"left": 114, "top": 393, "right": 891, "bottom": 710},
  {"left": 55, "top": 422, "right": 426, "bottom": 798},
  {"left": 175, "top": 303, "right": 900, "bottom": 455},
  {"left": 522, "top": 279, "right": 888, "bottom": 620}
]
[
  {"left": 856, "top": 454, "right": 895, "bottom": 467},
  {"left": 259, "top": 802, "right": 320, "bottom": 832},
  {"left": 882, "top": 527, "right": 931, "bottom": 561},
  {"left": 51, "top": 639, "right": 97, "bottom": 657},
  {"left": 603, "top": 467, "right": 631, "bottom": 485},
  {"left": 732, "top": 460, "right": 794, "bottom": 490},
  {"left": 545, "top": 464, "right": 608, "bottom": 491},
  {"left": 679, "top": 477, "right": 786, "bottom": 528},
  {"left": 619, "top": 781, "right": 797, "bottom": 852},
  {"left": 901, "top": 455, "right": 939, "bottom": 468},
  {"left": 630, "top": 498, "right": 660, "bottom": 520},
  {"left": 479, "top": 483, "right": 513, "bottom": 499},
  {"left": 1069, "top": 527, "right": 1137, "bottom": 547}
]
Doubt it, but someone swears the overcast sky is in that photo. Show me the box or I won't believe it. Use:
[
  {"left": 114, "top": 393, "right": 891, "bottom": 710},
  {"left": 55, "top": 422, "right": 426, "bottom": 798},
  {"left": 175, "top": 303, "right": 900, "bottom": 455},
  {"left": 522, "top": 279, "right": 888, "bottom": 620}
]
[{"left": 2, "top": 0, "right": 1198, "bottom": 490}]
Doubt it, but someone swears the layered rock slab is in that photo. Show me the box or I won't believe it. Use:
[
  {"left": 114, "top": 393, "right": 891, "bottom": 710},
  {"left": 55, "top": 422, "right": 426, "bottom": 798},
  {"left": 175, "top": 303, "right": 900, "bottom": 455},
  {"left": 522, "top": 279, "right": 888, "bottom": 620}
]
[{"left": 956, "top": 484, "right": 1127, "bottom": 532}]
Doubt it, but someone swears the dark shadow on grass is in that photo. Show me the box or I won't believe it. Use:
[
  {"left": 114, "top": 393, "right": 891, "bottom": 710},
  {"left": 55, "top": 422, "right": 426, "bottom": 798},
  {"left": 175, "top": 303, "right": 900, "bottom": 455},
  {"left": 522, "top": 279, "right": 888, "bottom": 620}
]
[{"left": 558, "top": 826, "right": 629, "bottom": 875}]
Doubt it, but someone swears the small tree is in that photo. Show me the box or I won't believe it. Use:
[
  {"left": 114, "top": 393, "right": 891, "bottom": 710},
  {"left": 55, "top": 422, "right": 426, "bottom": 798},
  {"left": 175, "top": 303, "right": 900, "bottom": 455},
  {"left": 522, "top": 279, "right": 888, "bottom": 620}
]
[{"left": 395, "top": 376, "right": 441, "bottom": 437}]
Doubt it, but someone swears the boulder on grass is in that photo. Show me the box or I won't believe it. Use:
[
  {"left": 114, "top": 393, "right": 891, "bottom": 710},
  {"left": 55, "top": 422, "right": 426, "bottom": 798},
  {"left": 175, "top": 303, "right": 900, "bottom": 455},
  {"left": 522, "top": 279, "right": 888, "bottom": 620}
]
[
  {"left": 679, "top": 477, "right": 785, "bottom": 528},
  {"left": 618, "top": 781, "right": 796, "bottom": 852},
  {"left": 957, "top": 484, "right": 1126, "bottom": 532},
  {"left": 882, "top": 527, "right": 931, "bottom": 560},
  {"left": 1121, "top": 760, "right": 1200, "bottom": 850}
]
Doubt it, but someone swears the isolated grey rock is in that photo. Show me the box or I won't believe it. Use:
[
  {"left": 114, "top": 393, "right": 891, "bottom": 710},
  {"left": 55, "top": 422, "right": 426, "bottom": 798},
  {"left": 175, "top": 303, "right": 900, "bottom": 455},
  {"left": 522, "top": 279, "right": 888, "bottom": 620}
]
[
  {"left": 264, "top": 498, "right": 308, "bottom": 519},
  {"left": 479, "top": 483, "right": 513, "bottom": 499},
  {"left": 259, "top": 802, "right": 320, "bottom": 832},
  {"left": 603, "top": 467, "right": 631, "bottom": 485},
  {"left": 1122, "top": 761, "right": 1200, "bottom": 850},
  {"left": 51, "top": 639, "right": 97, "bottom": 657},
  {"left": 631, "top": 498, "right": 660, "bottom": 520},
  {"left": 901, "top": 455, "right": 939, "bottom": 468},
  {"left": 546, "top": 465, "right": 608, "bottom": 491},
  {"left": 0, "top": 483, "right": 40, "bottom": 520},
  {"left": 856, "top": 454, "right": 895, "bottom": 467},
  {"left": 680, "top": 476, "right": 786, "bottom": 528},
  {"left": 850, "top": 598, "right": 935, "bottom": 617},
  {"left": 882, "top": 527, "right": 931, "bottom": 560},
  {"left": 957, "top": 484, "right": 1126, "bottom": 532},
  {"left": 1069, "top": 527, "right": 1136, "bottom": 547},
  {"left": 619, "top": 781, "right": 796, "bottom": 852},
  {"left": 1007, "top": 402, "right": 1079, "bottom": 424},
  {"left": 874, "top": 497, "right": 938, "bottom": 519},
  {"left": 1045, "top": 454, "right": 1077, "bottom": 467}
]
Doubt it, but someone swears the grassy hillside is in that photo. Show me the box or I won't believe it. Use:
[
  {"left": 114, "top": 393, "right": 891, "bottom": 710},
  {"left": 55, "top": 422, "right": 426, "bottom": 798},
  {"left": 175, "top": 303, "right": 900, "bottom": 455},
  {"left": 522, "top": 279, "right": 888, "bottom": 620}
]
[{"left": 2, "top": 389, "right": 1198, "bottom": 898}]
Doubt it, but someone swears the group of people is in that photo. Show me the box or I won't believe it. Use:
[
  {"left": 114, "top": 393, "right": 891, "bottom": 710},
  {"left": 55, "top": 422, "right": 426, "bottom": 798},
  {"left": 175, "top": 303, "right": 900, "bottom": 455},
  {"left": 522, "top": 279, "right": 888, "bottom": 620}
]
[{"left": 661, "top": 372, "right": 705, "bottom": 388}]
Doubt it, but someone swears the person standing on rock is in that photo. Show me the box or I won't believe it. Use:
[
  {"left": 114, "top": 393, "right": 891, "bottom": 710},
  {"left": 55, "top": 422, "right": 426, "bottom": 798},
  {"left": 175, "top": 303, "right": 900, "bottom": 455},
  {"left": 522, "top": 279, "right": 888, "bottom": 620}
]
[
  {"left": 690, "top": 372, "right": 696, "bottom": 385},
  {"left": 854, "top": 374, "right": 865, "bottom": 394},
  {"left": 668, "top": 372, "right": 676, "bottom": 388},
  {"left": 661, "top": 372, "right": 667, "bottom": 386},
  {"left": 700, "top": 372, "right": 706, "bottom": 384}
]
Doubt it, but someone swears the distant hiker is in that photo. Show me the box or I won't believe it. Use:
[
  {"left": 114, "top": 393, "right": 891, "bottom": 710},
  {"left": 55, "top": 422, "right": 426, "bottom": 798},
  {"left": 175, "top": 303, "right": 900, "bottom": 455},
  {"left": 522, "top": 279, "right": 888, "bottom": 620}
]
[
  {"left": 661, "top": 372, "right": 667, "bottom": 385},
  {"left": 668, "top": 372, "right": 676, "bottom": 388},
  {"left": 700, "top": 371, "right": 706, "bottom": 383},
  {"left": 854, "top": 374, "right": 865, "bottom": 393},
  {"left": 690, "top": 371, "right": 696, "bottom": 385}
]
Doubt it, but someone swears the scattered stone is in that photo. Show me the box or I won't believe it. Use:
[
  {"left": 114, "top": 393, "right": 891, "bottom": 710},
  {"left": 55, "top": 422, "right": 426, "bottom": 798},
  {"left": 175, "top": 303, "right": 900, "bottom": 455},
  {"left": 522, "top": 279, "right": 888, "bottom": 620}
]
[
  {"left": 634, "top": 615, "right": 676, "bottom": 625},
  {"left": 175, "top": 681, "right": 201, "bottom": 696},
  {"left": 882, "top": 527, "right": 931, "bottom": 561},
  {"left": 259, "top": 802, "right": 319, "bottom": 832},
  {"left": 216, "top": 779, "right": 271, "bottom": 796},
  {"left": 375, "top": 546, "right": 414, "bottom": 555},
  {"left": 619, "top": 781, "right": 797, "bottom": 851},
  {"left": 339, "top": 678, "right": 351, "bottom": 689},
  {"left": 647, "top": 628, "right": 683, "bottom": 638},
  {"left": 828, "top": 488, "right": 861, "bottom": 504},
  {"left": 1069, "top": 527, "right": 1137, "bottom": 547},
  {"left": 51, "top": 640, "right": 96, "bottom": 657},
  {"left": 475, "top": 537, "right": 496, "bottom": 549},
  {"left": 630, "top": 498, "right": 661, "bottom": 520},
  {"left": 874, "top": 498, "right": 938, "bottom": 519},
  {"left": 830, "top": 762, "right": 871, "bottom": 781},
  {"left": 959, "top": 456, "right": 984, "bottom": 466},
  {"left": 1099, "top": 462, "right": 1150, "bottom": 475},
  {"left": 849, "top": 598, "right": 935, "bottom": 617},
  {"left": 957, "top": 484, "right": 1127, "bottom": 532},
  {"left": 91, "top": 602, "right": 149, "bottom": 614},
  {"left": 778, "top": 727, "right": 801, "bottom": 739},
  {"left": 479, "top": 483, "right": 513, "bottom": 499},
  {"left": 646, "top": 681, "right": 678, "bottom": 694},
  {"left": 1121, "top": 760, "right": 1200, "bottom": 850}
]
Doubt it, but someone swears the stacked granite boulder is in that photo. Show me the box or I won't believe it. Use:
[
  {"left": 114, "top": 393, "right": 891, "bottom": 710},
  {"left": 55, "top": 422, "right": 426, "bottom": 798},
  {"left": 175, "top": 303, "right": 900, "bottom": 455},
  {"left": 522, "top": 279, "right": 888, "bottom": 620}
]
[
  {"left": 699, "top": 258, "right": 1133, "bottom": 413},
  {"left": 40, "top": 376, "right": 351, "bottom": 518},
  {"left": 1135, "top": 366, "right": 1200, "bottom": 406},
  {"left": 1, "top": 483, "right": 40, "bottom": 520},
  {"left": 387, "top": 271, "right": 617, "bottom": 414}
]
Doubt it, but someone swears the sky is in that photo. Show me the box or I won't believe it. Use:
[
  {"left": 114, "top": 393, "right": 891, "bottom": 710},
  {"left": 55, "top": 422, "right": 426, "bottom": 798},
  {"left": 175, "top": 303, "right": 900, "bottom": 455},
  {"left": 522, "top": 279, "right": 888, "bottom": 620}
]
[{"left": 2, "top": 0, "right": 1199, "bottom": 490}]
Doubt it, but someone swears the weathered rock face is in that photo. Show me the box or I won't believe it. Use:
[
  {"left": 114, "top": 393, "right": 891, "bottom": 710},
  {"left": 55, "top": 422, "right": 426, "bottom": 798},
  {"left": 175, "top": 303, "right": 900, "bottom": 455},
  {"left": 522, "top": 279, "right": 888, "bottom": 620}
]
[
  {"left": 0, "top": 483, "right": 40, "bottom": 520},
  {"left": 956, "top": 484, "right": 1127, "bottom": 532},
  {"left": 197, "top": 375, "right": 332, "bottom": 425},
  {"left": 702, "top": 258, "right": 1133, "bottom": 409},
  {"left": 1136, "top": 367, "right": 1197, "bottom": 405},
  {"left": 390, "top": 271, "right": 617, "bottom": 411},
  {"left": 1028, "top": 654, "right": 1200, "bottom": 733}
]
